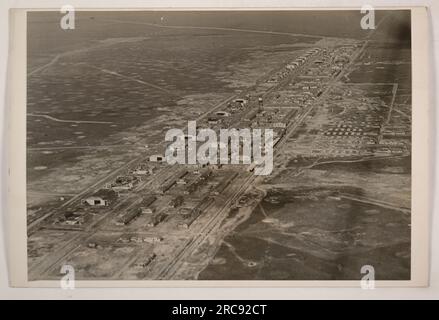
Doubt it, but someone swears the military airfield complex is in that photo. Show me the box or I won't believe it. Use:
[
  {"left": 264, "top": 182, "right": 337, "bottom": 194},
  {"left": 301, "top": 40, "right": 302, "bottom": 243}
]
[{"left": 27, "top": 11, "right": 411, "bottom": 280}]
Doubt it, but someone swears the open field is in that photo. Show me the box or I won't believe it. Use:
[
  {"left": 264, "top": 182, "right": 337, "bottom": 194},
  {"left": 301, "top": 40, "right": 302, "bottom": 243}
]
[{"left": 27, "top": 11, "right": 411, "bottom": 281}]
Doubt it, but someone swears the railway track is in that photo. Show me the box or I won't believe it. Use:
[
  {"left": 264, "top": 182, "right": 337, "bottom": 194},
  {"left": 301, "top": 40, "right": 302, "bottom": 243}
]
[
  {"left": 29, "top": 42, "right": 359, "bottom": 280},
  {"left": 155, "top": 41, "right": 370, "bottom": 280},
  {"left": 157, "top": 172, "right": 259, "bottom": 279}
]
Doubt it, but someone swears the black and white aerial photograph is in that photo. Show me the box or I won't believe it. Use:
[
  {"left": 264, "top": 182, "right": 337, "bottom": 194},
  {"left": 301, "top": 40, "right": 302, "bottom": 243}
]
[{"left": 26, "top": 10, "right": 412, "bottom": 281}]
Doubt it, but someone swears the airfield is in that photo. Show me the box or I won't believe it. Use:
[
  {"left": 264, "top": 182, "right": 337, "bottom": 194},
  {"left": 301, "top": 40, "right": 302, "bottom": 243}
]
[{"left": 27, "top": 11, "right": 411, "bottom": 280}]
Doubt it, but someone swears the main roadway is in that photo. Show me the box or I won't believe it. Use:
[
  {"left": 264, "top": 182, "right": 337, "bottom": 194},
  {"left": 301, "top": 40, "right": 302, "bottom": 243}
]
[
  {"left": 156, "top": 41, "right": 369, "bottom": 280},
  {"left": 28, "top": 45, "right": 324, "bottom": 278}
]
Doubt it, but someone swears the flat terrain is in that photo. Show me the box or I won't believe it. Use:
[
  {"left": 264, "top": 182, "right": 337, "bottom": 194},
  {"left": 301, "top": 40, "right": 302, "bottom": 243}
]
[{"left": 27, "top": 11, "right": 411, "bottom": 281}]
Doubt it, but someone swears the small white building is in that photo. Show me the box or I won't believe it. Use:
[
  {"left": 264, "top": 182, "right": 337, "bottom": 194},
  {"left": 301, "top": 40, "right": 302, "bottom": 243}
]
[
  {"left": 132, "top": 169, "right": 148, "bottom": 175},
  {"left": 140, "top": 207, "right": 154, "bottom": 214},
  {"left": 112, "top": 183, "right": 133, "bottom": 192},
  {"left": 208, "top": 117, "right": 220, "bottom": 124},
  {"left": 233, "top": 98, "right": 247, "bottom": 105},
  {"left": 143, "top": 236, "right": 163, "bottom": 244},
  {"left": 215, "top": 111, "right": 231, "bottom": 117},
  {"left": 272, "top": 122, "right": 287, "bottom": 128},
  {"left": 82, "top": 196, "right": 108, "bottom": 206},
  {"left": 149, "top": 154, "right": 164, "bottom": 162}
]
